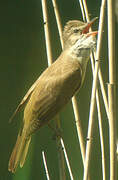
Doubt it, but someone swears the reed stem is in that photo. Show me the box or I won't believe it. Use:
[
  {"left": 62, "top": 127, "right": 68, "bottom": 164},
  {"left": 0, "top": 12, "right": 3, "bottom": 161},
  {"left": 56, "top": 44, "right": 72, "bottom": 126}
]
[
  {"left": 41, "top": 0, "right": 66, "bottom": 179},
  {"left": 83, "top": 0, "right": 106, "bottom": 179},
  {"left": 107, "top": 0, "right": 116, "bottom": 179}
]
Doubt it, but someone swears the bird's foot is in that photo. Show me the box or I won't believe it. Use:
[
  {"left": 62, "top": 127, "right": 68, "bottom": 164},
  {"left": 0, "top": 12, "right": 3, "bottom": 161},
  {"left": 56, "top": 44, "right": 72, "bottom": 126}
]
[{"left": 48, "top": 123, "right": 62, "bottom": 140}]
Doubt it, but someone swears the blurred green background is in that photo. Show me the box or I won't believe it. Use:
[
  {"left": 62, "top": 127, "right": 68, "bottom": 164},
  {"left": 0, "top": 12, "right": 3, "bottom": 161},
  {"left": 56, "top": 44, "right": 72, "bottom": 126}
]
[{"left": 0, "top": 0, "right": 118, "bottom": 179}]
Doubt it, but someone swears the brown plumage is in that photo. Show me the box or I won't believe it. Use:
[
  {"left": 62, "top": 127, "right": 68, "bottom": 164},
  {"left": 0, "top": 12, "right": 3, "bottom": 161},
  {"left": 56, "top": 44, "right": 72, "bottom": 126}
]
[{"left": 8, "top": 18, "right": 97, "bottom": 173}]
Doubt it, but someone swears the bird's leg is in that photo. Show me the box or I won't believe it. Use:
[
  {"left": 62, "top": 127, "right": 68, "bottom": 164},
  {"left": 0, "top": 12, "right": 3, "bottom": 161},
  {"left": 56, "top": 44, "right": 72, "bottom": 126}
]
[{"left": 48, "top": 123, "right": 63, "bottom": 140}]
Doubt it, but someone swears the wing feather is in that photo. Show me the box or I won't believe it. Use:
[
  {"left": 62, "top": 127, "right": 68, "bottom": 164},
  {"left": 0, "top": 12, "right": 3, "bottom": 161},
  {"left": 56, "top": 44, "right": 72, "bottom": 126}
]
[{"left": 24, "top": 53, "right": 83, "bottom": 134}]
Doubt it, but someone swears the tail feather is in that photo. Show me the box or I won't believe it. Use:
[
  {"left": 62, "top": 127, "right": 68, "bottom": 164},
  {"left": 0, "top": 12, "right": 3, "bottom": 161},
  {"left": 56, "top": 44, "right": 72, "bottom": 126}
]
[
  {"left": 8, "top": 130, "right": 31, "bottom": 173},
  {"left": 20, "top": 137, "right": 31, "bottom": 168},
  {"left": 8, "top": 133, "right": 21, "bottom": 173}
]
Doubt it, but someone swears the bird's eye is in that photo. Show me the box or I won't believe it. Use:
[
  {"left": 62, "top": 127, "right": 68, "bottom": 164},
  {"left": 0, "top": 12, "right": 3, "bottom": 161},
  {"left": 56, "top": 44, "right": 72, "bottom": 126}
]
[{"left": 73, "top": 29, "right": 79, "bottom": 33}]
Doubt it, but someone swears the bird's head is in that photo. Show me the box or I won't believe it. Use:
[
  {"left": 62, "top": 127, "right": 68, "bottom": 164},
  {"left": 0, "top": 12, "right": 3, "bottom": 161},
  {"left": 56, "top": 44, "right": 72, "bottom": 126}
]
[{"left": 63, "top": 17, "right": 98, "bottom": 54}]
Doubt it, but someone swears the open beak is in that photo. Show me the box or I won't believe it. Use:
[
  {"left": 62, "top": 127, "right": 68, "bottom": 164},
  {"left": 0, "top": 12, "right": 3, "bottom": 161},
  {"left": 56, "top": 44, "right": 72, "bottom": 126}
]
[{"left": 82, "top": 17, "right": 98, "bottom": 36}]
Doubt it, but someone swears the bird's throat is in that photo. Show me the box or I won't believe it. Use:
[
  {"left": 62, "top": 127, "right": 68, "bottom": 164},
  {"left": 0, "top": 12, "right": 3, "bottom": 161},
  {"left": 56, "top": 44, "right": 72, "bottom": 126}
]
[
  {"left": 67, "top": 35, "right": 96, "bottom": 84},
  {"left": 69, "top": 35, "right": 96, "bottom": 66}
]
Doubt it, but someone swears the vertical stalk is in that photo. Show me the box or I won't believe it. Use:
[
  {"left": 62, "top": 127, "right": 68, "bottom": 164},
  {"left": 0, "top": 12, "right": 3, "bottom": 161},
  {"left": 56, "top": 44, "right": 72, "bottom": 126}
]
[
  {"left": 78, "top": 0, "right": 86, "bottom": 21},
  {"left": 41, "top": 0, "right": 66, "bottom": 179},
  {"left": 107, "top": 0, "right": 116, "bottom": 179},
  {"left": 60, "top": 139, "right": 74, "bottom": 180},
  {"left": 42, "top": 151, "right": 50, "bottom": 180},
  {"left": 55, "top": 116, "right": 66, "bottom": 180},
  {"left": 52, "top": 0, "right": 64, "bottom": 48},
  {"left": 83, "top": 0, "right": 106, "bottom": 179},
  {"left": 96, "top": 93, "right": 106, "bottom": 180},
  {"left": 78, "top": 1, "right": 107, "bottom": 180},
  {"left": 83, "top": 61, "right": 100, "bottom": 180},
  {"left": 41, "top": 0, "right": 53, "bottom": 66},
  {"left": 82, "top": 0, "right": 109, "bottom": 119},
  {"left": 71, "top": 96, "right": 85, "bottom": 163}
]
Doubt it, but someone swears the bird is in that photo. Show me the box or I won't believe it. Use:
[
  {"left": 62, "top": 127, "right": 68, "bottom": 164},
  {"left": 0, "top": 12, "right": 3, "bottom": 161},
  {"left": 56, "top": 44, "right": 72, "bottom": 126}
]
[{"left": 8, "top": 18, "right": 98, "bottom": 173}]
